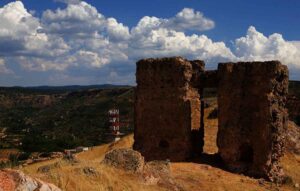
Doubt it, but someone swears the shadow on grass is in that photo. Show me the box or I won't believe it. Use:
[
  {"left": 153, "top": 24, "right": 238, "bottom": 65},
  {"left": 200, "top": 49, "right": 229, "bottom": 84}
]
[{"left": 188, "top": 153, "right": 227, "bottom": 172}]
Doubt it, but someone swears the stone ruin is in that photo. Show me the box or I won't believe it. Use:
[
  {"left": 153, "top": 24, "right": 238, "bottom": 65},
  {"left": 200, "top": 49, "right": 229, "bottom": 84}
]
[
  {"left": 133, "top": 57, "right": 289, "bottom": 182},
  {"left": 134, "top": 58, "right": 205, "bottom": 161},
  {"left": 217, "top": 62, "right": 288, "bottom": 182}
]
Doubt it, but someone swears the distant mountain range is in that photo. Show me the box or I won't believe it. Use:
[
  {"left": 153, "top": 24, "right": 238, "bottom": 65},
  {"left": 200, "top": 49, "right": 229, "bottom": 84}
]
[
  {"left": 1, "top": 80, "right": 298, "bottom": 95},
  {"left": 0, "top": 84, "right": 132, "bottom": 94}
]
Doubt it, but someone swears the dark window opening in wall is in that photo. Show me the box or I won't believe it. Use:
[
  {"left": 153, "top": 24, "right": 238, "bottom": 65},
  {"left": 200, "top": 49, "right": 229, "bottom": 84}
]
[
  {"left": 159, "top": 139, "right": 169, "bottom": 149},
  {"left": 202, "top": 88, "right": 218, "bottom": 154}
]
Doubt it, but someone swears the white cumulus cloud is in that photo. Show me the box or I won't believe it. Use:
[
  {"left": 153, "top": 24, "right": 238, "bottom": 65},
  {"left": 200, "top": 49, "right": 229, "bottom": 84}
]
[
  {"left": 129, "top": 27, "right": 235, "bottom": 65},
  {"left": 42, "top": 1, "right": 130, "bottom": 40},
  {"left": 290, "top": 41, "right": 300, "bottom": 50},
  {"left": 0, "top": 1, "right": 300, "bottom": 85},
  {"left": 0, "top": 1, "right": 39, "bottom": 37},
  {"left": 73, "top": 50, "right": 109, "bottom": 68},
  {"left": 235, "top": 26, "right": 300, "bottom": 69},
  {"left": 164, "top": 8, "right": 215, "bottom": 31},
  {"left": 40, "top": 1, "right": 129, "bottom": 70},
  {"left": 0, "top": 1, "right": 69, "bottom": 59},
  {"left": 42, "top": 1, "right": 106, "bottom": 36},
  {"left": 131, "top": 8, "right": 214, "bottom": 33}
]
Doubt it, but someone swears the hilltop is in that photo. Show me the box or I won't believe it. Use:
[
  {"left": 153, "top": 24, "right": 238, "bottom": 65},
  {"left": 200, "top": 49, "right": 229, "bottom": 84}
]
[
  {"left": 0, "top": 82, "right": 299, "bottom": 190},
  {"left": 19, "top": 101, "right": 300, "bottom": 191}
]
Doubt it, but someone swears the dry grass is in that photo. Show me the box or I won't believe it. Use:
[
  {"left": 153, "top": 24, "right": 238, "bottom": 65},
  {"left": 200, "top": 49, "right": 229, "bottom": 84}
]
[
  {"left": 203, "top": 99, "right": 218, "bottom": 154},
  {"left": 21, "top": 102, "right": 300, "bottom": 191},
  {"left": 22, "top": 135, "right": 168, "bottom": 191}
]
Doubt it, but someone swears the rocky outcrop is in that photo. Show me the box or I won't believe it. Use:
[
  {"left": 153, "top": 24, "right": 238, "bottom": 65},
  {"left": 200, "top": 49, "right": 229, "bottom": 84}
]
[
  {"left": 134, "top": 57, "right": 205, "bottom": 161},
  {"left": 102, "top": 148, "right": 145, "bottom": 172},
  {"left": 102, "top": 149, "right": 182, "bottom": 190},
  {"left": 0, "top": 169, "right": 61, "bottom": 191},
  {"left": 217, "top": 61, "right": 289, "bottom": 183}
]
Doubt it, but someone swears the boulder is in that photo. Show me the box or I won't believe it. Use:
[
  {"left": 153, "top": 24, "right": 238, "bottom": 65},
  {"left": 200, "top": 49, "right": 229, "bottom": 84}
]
[
  {"left": 82, "top": 167, "right": 98, "bottom": 176},
  {"left": 37, "top": 162, "right": 61, "bottom": 173},
  {"left": 102, "top": 148, "right": 144, "bottom": 172},
  {"left": 142, "top": 160, "right": 171, "bottom": 184},
  {"left": 142, "top": 160, "right": 183, "bottom": 190},
  {"left": 0, "top": 169, "right": 61, "bottom": 191}
]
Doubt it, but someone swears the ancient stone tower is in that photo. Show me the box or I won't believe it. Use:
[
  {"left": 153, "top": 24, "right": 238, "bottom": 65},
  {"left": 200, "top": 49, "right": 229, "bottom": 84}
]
[
  {"left": 133, "top": 57, "right": 205, "bottom": 161},
  {"left": 217, "top": 62, "right": 289, "bottom": 182},
  {"left": 134, "top": 57, "right": 289, "bottom": 182}
]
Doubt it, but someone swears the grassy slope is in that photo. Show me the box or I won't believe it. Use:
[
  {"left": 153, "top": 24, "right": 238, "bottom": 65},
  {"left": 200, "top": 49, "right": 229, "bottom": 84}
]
[{"left": 21, "top": 101, "right": 300, "bottom": 191}]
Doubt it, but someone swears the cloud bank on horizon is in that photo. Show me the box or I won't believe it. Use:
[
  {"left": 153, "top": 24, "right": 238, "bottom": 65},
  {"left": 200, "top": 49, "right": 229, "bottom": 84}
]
[{"left": 0, "top": 1, "right": 299, "bottom": 85}]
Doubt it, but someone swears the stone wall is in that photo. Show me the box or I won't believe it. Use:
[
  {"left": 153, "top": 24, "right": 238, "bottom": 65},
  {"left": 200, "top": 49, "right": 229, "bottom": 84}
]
[
  {"left": 217, "top": 61, "right": 289, "bottom": 182},
  {"left": 133, "top": 57, "right": 204, "bottom": 161},
  {"left": 134, "top": 57, "right": 289, "bottom": 182}
]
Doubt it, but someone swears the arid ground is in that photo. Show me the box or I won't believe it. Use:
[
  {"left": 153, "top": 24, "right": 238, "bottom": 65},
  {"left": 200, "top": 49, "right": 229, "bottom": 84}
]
[{"left": 18, "top": 99, "right": 300, "bottom": 191}]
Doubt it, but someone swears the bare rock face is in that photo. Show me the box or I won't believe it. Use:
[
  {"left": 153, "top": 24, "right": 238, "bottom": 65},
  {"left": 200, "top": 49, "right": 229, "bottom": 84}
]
[
  {"left": 102, "top": 148, "right": 145, "bottom": 172},
  {"left": 217, "top": 61, "right": 289, "bottom": 183},
  {"left": 134, "top": 57, "right": 205, "bottom": 161},
  {"left": 0, "top": 169, "right": 61, "bottom": 191}
]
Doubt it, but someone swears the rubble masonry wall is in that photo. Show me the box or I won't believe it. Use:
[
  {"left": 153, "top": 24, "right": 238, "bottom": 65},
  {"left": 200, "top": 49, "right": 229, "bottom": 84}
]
[{"left": 217, "top": 61, "right": 289, "bottom": 182}]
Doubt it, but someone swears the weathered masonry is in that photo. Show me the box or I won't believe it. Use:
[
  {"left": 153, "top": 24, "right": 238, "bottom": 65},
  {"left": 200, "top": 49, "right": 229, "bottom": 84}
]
[
  {"left": 133, "top": 57, "right": 289, "bottom": 182},
  {"left": 134, "top": 58, "right": 205, "bottom": 161},
  {"left": 217, "top": 62, "right": 288, "bottom": 182}
]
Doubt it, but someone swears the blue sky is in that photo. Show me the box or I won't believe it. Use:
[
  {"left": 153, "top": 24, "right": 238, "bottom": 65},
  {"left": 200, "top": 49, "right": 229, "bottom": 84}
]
[
  {"left": 5, "top": 0, "right": 300, "bottom": 41},
  {"left": 88, "top": 0, "right": 300, "bottom": 40},
  {"left": 0, "top": 0, "right": 299, "bottom": 86}
]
